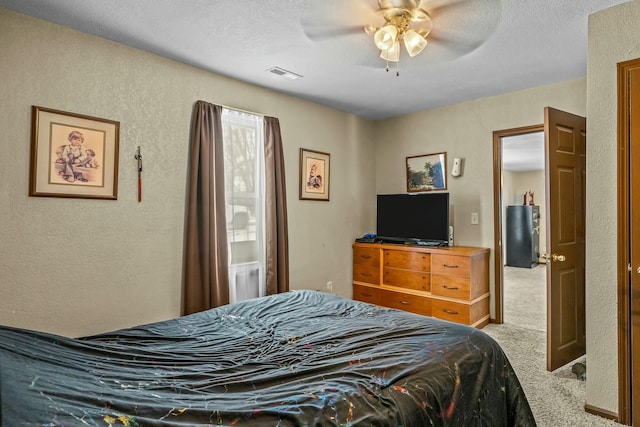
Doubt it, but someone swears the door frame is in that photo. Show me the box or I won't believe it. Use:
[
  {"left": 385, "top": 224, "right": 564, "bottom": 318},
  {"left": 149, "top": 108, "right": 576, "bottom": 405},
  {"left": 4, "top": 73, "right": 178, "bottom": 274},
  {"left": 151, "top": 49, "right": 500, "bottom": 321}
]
[{"left": 492, "top": 124, "right": 544, "bottom": 324}]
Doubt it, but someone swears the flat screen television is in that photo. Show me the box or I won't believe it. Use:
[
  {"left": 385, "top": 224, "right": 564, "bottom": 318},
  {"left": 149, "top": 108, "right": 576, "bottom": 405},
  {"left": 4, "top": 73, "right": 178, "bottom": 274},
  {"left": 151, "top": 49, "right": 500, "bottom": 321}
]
[{"left": 376, "top": 193, "right": 449, "bottom": 246}]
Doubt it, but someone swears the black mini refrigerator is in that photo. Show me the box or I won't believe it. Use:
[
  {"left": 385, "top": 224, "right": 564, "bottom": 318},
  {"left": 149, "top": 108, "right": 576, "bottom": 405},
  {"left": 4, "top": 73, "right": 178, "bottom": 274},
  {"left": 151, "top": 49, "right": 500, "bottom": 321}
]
[{"left": 506, "top": 205, "right": 540, "bottom": 268}]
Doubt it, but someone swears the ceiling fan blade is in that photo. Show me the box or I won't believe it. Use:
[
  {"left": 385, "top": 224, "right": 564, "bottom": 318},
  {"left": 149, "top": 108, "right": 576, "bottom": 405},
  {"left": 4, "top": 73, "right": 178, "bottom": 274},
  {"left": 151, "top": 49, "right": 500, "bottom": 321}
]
[
  {"left": 424, "top": 32, "right": 479, "bottom": 57},
  {"left": 422, "top": 0, "right": 501, "bottom": 57},
  {"left": 301, "top": 0, "right": 381, "bottom": 42},
  {"left": 303, "top": 25, "right": 368, "bottom": 41}
]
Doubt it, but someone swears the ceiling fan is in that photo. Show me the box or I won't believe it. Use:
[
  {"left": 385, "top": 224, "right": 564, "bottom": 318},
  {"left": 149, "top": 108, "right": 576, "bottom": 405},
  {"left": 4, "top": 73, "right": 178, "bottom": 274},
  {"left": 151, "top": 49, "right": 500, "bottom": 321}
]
[
  {"left": 363, "top": 0, "right": 434, "bottom": 74},
  {"left": 302, "top": 0, "right": 501, "bottom": 75}
]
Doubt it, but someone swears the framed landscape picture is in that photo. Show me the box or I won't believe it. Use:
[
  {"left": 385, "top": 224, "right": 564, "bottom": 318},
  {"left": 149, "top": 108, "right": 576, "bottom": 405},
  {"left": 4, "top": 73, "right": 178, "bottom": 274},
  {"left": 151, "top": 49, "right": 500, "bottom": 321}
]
[
  {"left": 299, "top": 148, "right": 330, "bottom": 201},
  {"left": 29, "top": 106, "right": 120, "bottom": 200},
  {"left": 406, "top": 151, "right": 447, "bottom": 192}
]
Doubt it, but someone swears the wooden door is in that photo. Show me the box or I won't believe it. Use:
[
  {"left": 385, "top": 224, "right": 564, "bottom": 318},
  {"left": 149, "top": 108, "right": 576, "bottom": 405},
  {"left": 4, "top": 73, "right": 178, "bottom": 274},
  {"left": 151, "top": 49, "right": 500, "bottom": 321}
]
[
  {"left": 544, "top": 107, "right": 587, "bottom": 371},
  {"left": 615, "top": 57, "right": 640, "bottom": 426}
]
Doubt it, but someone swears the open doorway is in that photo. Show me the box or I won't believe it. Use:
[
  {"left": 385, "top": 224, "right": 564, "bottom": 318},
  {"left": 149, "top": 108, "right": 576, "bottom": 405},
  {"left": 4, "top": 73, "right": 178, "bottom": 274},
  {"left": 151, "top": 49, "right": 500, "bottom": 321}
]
[
  {"left": 501, "top": 131, "right": 547, "bottom": 331},
  {"left": 492, "top": 126, "right": 546, "bottom": 330},
  {"left": 493, "top": 108, "right": 586, "bottom": 372}
]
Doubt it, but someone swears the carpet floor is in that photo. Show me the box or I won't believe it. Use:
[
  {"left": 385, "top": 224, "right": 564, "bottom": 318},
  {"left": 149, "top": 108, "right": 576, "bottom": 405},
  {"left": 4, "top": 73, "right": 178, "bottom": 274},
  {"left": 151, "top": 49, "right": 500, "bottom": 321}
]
[{"left": 481, "top": 265, "right": 619, "bottom": 427}]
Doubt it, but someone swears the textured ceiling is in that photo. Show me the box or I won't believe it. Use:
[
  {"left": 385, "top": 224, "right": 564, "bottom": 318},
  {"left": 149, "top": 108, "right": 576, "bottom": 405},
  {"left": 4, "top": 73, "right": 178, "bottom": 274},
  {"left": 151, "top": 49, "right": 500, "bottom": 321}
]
[{"left": 0, "top": 0, "right": 631, "bottom": 121}]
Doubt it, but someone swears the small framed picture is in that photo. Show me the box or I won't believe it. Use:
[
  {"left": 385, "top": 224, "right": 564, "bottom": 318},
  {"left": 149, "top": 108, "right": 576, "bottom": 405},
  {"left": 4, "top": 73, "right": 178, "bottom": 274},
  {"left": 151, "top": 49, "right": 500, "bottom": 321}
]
[
  {"left": 406, "top": 151, "right": 447, "bottom": 192},
  {"left": 299, "top": 148, "right": 330, "bottom": 201},
  {"left": 29, "top": 106, "right": 120, "bottom": 200}
]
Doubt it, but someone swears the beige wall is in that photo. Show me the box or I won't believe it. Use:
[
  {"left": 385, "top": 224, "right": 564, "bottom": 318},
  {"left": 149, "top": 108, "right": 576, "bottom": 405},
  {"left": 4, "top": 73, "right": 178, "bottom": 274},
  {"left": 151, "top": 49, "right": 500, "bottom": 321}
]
[
  {"left": 374, "top": 79, "right": 586, "bottom": 317},
  {"left": 586, "top": 0, "right": 640, "bottom": 415},
  {"left": 0, "top": 8, "right": 375, "bottom": 337}
]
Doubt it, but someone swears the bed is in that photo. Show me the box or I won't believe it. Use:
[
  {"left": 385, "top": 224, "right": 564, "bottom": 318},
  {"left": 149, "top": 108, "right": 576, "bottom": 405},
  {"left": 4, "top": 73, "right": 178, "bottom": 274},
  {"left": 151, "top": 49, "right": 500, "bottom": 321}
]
[{"left": 0, "top": 290, "right": 536, "bottom": 426}]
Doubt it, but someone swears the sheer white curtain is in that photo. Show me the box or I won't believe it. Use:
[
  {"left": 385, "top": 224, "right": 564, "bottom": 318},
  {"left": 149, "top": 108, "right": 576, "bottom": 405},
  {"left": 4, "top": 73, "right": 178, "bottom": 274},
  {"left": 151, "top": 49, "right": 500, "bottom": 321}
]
[{"left": 221, "top": 109, "right": 266, "bottom": 303}]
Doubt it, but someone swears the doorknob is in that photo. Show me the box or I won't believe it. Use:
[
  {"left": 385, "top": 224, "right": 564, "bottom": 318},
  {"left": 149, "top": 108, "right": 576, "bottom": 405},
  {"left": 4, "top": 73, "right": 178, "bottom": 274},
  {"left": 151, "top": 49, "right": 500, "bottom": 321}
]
[{"left": 552, "top": 253, "right": 566, "bottom": 262}]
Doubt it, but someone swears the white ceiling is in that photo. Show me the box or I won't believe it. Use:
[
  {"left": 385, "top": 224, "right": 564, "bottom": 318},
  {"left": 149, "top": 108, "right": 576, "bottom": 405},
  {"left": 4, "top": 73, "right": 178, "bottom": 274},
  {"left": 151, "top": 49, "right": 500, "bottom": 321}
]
[{"left": 0, "top": 0, "right": 631, "bottom": 121}]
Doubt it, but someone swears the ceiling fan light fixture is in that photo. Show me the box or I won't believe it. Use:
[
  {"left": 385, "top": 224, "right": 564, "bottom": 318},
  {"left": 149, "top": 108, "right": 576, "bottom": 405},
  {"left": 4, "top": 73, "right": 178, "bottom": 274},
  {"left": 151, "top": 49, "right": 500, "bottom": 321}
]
[
  {"left": 404, "top": 29, "right": 427, "bottom": 57},
  {"left": 370, "top": 0, "right": 433, "bottom": 74},
  {"left": 380, "top": 40, "right": 400, "bottom": 62},
  {"left": 374, "top": 24, "right": 398, "bottom": 51}
]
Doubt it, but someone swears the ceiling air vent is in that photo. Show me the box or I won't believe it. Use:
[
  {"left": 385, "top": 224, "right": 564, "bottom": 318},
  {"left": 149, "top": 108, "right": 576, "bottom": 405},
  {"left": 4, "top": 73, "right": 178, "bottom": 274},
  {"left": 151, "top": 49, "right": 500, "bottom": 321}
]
[{"left": 266, "top": 66, "right": 302, "bottom": 80}]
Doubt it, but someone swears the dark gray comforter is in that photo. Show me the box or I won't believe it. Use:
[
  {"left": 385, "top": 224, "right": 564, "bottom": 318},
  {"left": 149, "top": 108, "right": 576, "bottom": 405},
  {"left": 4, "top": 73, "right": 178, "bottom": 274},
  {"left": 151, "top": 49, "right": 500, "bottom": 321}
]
[{"left": 0, "top": 290, "right": 536, "bottom": 426}]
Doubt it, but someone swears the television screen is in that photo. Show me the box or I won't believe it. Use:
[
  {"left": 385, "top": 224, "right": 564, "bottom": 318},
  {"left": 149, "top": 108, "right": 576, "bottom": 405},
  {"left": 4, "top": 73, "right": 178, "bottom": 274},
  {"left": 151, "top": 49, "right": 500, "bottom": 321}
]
[{"left": 376, "top": 193, "right": 450, "bottom": 244}]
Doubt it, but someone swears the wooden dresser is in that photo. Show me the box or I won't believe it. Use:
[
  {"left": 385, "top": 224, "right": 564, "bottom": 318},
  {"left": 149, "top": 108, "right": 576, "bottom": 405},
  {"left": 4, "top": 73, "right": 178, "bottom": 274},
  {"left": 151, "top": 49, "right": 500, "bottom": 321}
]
[{"left": 352, "top": 242, "right": 490, "bottom": 328}]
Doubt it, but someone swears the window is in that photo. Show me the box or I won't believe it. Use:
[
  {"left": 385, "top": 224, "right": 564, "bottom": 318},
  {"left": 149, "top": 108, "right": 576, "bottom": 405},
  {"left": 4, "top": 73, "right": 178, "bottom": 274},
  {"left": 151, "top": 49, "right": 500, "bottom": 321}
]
[{"left": 221, "top": 109, "right": 265, "bottom": 303}]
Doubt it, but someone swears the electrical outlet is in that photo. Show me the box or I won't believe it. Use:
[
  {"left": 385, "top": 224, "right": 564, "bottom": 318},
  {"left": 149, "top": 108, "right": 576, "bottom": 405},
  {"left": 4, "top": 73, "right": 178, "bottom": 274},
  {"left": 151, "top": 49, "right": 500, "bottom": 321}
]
[
  {"left": 471, "top": 212, "right": 479, "bottom": 224},
  {"left": 326, "top": 281, "right": 333, "bottom": 291}
]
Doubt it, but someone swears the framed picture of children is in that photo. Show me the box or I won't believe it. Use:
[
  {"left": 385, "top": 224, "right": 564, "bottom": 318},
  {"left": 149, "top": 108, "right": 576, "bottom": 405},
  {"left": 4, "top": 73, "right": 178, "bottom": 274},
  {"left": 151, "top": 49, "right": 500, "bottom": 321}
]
[
  {"left": 29, "top": 106, "right": 120, "bottom": 200},
  {"left": 299, "top": 148, "right": 330, "bottom": 201}
]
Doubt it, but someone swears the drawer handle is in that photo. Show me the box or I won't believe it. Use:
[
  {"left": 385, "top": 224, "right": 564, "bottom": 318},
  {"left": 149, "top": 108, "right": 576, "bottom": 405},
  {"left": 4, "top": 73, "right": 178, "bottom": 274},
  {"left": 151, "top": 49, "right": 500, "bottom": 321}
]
[
  {"left": 443, "top": 285, "right": 459, "bottom": 290},
  {"left": 360, "top": 255, "right": 373, "bottom": 259},
  {"left": 442, "top": 264, "right": 459, "bottom": 268},
  {"left": 361, "top": 273, "right": 373, "bottom": 277},
  {"left": 361, "top": 293, "right": 373, "bottom": 297},
  {"left": 399, "top": 301, "right": 411, "bottom": 305},
  {"left": 443, "top": 309, "right": 459, "bottom": 315}
]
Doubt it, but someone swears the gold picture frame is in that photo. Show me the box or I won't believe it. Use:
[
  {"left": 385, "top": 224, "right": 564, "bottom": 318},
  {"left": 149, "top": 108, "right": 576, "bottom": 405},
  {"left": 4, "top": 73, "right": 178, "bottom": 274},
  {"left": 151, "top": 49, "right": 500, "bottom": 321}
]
[
  {"left": 29, "top": 106, "right": 120, "bottom": 200},
  {"left": 299, "top": 148, "right": 330, "bottom": 201},
  {"left": 406, "top": 151, "right": 447, "bottom": 192}
]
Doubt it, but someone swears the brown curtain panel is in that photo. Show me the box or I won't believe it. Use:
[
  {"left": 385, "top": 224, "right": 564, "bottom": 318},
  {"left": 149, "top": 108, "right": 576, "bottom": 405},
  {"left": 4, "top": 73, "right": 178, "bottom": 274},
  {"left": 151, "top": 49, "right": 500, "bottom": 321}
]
[
  {"left": 182, "top": 101, "right": 230, "bottom": 315},
  {"left": 264, "top": 116, "right": 290, "bottom": 295}
]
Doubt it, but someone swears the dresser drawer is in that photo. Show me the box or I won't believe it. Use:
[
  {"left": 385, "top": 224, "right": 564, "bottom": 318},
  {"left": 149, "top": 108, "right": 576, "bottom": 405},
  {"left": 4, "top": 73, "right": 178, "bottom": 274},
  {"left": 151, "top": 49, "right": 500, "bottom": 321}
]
[
  {"left": 383, "top": 268, "right": 430, "bottom": 292},
  {"left": 383, "top": 250, "right": 430, "bottom": 272},
  {"left": 431, "top": 254, "right": 470, "bottom": 278},
  {"left": 353, "top": 284, "right": 381, "bottom": 305},
  {"left": 380, "top": 289, "right": 431, "bottom": 316},
  {"left": 431, "top": 299, "right": 471, "bottom": 324},
  {"left": 353, "top": 246, "right": 380, "bottom": 266},
  {"left": 431, "top": 275, "right": 470, "bottom": 300},
  {"left": 353, "top": 264, "right": 380, "bottom": 285},
  {"left": 432, "top": 296, "right": 489, "bottom": 326}
]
